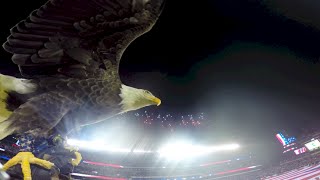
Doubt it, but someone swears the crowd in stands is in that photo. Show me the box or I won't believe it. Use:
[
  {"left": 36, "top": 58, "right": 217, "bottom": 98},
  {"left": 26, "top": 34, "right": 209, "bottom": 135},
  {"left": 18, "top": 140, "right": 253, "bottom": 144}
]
[
  {"left": 72, "top": 157, "right": 259, "bottom": 179},
  {"left": 1, "top": 143, "right": 319, "bottom": 179},
  {"left": 1, "top": 130, "right": 320, "bottom": 180},
  {"left": 258, "top": 152, "right": 320, "bottom": 179},
  {"left": 69, "top": 149, "right": 320, "bottom": 179}
]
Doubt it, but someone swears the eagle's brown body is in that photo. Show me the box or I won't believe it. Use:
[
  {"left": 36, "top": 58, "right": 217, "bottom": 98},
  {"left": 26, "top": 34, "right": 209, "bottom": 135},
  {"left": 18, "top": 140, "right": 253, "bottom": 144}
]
[
  {"left": 7, "top": 77, "right": 122, "bottom": 137},
  {"left": 0, "top": 0, "right": 164, "bottom": 139}
]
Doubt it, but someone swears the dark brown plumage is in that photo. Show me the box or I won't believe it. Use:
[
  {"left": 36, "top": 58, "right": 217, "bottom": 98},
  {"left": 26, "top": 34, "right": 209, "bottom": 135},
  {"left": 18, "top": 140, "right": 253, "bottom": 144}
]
[{"left": 0, "top": 0, "right": 164, "bottom": 139}]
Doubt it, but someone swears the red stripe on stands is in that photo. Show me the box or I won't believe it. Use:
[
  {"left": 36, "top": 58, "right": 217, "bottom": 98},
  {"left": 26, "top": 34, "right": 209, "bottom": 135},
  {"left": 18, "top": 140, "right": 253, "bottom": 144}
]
[
  {"left": 89, "top": 175, "right": 127, "bottom": 180},
  {"left": 215, "top": 167, "right": 250, "bottom": 175},
  {"left": 301, "top": 171, "right": 320, "bottom": 180},
  {"left": 200, "top": 160, "right": 231, "bottom": 166},
  {"left": 83, "top": 161, "right": 123, "bottom": 168},
  {"left": 71, "top": 173, "right": 126, "bottom": 180}
]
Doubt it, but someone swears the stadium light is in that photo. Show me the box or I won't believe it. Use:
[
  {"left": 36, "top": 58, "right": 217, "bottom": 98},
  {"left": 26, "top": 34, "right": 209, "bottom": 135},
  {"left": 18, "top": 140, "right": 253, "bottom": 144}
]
[
  {"left": 158, "top": 143, "right": 240, "bottom": 160},
  {"left": 66, "top": 139, "right": 153, "bottom": 153},
  {"left": 213, "top": 144, "right": 240, "bottom": 151},
  {"left": 132, "top": 149, "right": 152, "bottom": 153},
  {"left": 66, "top": 139, "right": 132, "bottom": 152},
  {"left": 66, "top": 138, "right": 239, "bottom": 157},
  {"left": 158, "top": 142, "right": 210, "bottom": 160}
]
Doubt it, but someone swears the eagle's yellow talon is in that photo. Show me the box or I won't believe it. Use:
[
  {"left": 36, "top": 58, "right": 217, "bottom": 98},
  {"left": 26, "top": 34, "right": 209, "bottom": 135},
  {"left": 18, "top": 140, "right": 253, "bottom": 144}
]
[
  {"left": 21, "top": 157, "right": 31, "bottom": 180},
  {"left": 2, "top": 152, "right": 54, "bottom": 180},
  {"left": 64, "top": 145, "right": 82, "bottom": 166},
  {"left": 71, "top": 151, "right": 82, "bottom": 166}
]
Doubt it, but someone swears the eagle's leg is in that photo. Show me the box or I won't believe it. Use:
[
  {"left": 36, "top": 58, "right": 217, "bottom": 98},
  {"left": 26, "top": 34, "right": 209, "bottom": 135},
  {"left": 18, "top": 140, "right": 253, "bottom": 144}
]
[
  {"left": 2, "top": 134, "right": 59, "bottom": 180},
  {"left": 49, "top": 133, "right": 82, "bottom": 167},
  {"left": 63, "top": 145, "right": 82, "bottom": 166}
]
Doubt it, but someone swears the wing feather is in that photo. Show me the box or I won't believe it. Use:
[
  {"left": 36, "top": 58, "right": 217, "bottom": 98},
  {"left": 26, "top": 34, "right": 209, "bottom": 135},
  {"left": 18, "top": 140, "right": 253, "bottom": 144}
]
[{"left": 3, "top": 0, "right": 164, "bottom": 79}]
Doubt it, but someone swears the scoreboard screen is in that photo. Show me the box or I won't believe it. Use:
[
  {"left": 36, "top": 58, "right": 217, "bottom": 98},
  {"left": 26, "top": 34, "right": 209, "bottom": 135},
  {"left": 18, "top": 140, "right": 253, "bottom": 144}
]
[{"left": 305, "top": 139, "right": 320, "bottom": 151}]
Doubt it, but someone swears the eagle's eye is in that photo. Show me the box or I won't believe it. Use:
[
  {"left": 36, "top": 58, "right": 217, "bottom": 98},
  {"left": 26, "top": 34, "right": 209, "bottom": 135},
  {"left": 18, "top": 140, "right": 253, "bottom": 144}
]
[{"left": 144, "top": 90, "right": 151, "bottom": 94}]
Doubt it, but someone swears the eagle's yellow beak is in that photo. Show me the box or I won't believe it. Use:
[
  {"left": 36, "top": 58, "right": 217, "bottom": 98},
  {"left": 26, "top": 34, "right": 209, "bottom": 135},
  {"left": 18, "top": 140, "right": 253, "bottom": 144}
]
[{"left": 151, "top": 97, "right": 161, "bottom": 106}]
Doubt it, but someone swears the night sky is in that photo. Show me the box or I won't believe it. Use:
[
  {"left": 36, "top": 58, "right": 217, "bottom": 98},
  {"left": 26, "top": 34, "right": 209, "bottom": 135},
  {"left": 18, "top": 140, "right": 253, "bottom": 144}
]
[{"left": 1, "top": 0, "right": 320, "bottom": 163}]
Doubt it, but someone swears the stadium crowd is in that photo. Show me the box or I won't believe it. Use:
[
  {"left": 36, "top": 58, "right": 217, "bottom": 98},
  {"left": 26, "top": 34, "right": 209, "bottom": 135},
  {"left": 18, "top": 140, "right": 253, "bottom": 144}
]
[
  {"left": 0, "top": 128, "right": 319, "bottom": 179},
  {"left": 68, "top": 149, "right": 320, "bottom": 179},
  {"left": 1, "top": 147, "right": 320, "bottom": 179},
  {"left": 258, "top": 152, "right": 320, "bottom": 179}
]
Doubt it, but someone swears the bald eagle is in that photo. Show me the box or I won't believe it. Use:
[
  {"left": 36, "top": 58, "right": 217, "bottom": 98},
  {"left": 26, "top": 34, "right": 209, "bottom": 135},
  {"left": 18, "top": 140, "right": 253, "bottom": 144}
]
[{"left": 0, "top": 0, "right": 164, "bottom": 178}]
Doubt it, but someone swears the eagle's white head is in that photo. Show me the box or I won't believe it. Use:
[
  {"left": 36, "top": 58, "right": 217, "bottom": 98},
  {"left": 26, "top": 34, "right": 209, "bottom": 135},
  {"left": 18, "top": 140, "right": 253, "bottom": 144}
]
[{"left": 119, "top": 84, "right": 161, "bottom": 113}]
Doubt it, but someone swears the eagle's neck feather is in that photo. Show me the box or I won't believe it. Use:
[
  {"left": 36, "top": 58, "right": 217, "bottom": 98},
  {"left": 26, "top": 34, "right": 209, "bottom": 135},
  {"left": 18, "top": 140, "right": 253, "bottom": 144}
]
[{"left": 119, "top": 84, "right": 144, "bottom": 113}]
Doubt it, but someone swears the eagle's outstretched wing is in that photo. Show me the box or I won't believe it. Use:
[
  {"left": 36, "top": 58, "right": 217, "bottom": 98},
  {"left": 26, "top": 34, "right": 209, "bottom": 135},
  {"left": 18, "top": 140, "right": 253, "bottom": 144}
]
[{"left": 3, "top": 0, "right": 164, "bottom": 79}]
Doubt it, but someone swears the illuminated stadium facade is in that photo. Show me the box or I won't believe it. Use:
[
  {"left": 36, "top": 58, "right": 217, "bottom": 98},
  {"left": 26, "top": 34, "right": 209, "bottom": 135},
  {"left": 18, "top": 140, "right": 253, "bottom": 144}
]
[
  {"left": 0, "top": 132, "right": 264, "bottom": 179},
  {"left": 0, "top": 111, "right": 319, "bottom": 179},
  {"left": 1, "top": 127, "right": 320, "bottom": 179},
  {"left": 69, "top": 144, "right": 262, "bottom": 180},
  {"left": 275, "top": 130, "right": 320, "bottom": 157},
  {"left": 63, "top": 130, "right": 320, "bottom": 179}
]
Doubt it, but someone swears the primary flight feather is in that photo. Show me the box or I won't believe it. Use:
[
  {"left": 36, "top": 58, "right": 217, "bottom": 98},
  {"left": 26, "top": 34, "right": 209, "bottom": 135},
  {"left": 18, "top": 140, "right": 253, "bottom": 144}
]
[{"left": 0, "top": 0, "right": 164, "bottom": 140}]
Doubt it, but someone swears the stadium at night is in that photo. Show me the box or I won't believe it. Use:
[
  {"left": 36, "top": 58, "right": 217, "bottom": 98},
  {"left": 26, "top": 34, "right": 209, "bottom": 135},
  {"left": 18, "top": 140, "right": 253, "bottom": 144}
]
[
  {"left": 1, "top": 111, "right": 319, "bottom": 179},
  {"left": 0, "top": 0, "right": 320, "bottom": 179}
]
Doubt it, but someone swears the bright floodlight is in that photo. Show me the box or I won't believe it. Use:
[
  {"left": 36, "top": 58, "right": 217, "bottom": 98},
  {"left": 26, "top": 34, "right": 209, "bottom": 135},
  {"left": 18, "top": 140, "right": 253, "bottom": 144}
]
[
  {"left": 66, "top": 138, "right": 239, "bottom": 156},
  {"left": 158, "top": 142, "right": 205, "bottom": 160},
  {"left": 214, "top": 143, "right": 240, "bottom": 151},
  {"left": 158, "top": 143, "right": 240, "bottom": 160},
  {"left": 66, "top": 138, "right": 153, "bottom": 153},
  {"left": 66, "top": 139, "right": 128, "bottom": 153}
]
